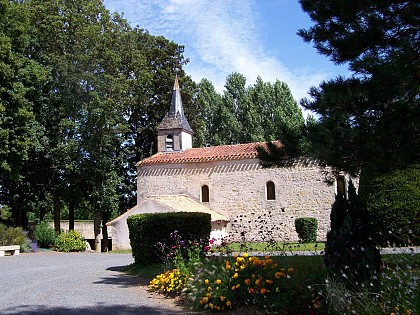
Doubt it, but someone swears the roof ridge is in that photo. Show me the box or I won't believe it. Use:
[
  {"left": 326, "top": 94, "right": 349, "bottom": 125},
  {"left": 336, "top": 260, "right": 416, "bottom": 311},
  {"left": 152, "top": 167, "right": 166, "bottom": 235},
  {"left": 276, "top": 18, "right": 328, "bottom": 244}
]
[{"left": 137, "top": 140, "right": 283, "bottom": 167}]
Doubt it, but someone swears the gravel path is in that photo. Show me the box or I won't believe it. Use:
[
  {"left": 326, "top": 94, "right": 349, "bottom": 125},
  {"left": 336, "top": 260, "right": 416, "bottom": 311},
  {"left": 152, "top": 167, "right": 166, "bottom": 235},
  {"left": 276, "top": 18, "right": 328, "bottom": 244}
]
[{"left": 0, "top": 252, "right": 193, "bottom": 315}]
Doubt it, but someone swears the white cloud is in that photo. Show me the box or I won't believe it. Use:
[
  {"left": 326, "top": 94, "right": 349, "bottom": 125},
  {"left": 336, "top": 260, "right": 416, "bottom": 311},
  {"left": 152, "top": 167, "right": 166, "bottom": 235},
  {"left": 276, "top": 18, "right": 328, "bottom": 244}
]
[{"left": 104, "top": 0, "right": 331, "bottom": 103}]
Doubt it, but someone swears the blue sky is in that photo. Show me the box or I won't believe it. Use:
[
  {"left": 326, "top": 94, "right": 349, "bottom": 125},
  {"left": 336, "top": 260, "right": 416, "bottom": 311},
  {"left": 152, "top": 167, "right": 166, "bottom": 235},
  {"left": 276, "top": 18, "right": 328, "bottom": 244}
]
[{"left": 103, "top": 0, "right": 350, "bottom": 103}]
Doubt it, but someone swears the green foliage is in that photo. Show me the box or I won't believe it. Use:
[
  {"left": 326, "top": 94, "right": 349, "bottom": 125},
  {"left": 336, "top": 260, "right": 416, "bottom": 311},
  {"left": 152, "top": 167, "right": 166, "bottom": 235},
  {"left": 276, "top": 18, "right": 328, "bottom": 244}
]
[
  {"left": 33, "top": 221, "right": 56, "bottom": 248},
  {"left": 324, "top": 181, "right": 381, "bottom": 289},
  {"left": 295, "top": 217, "right": 318, "bottom": 243},
  {"left": 194, "top": 74, "right": 304, "bottom": 148},
  {"left": 55, "top": 230, "right": 85, "bottom": 252},
  {"left": 0, "top": 223, "right": 27, "bottom": 247},
  {"left": 360, "top": 164, "right": 420, "bottom": 246},
  {"left": 298, "top": 0, "right": 419, "bottom": 175},
  {"left": 127, "top": 212, "right": 211, "bottom": 265}
]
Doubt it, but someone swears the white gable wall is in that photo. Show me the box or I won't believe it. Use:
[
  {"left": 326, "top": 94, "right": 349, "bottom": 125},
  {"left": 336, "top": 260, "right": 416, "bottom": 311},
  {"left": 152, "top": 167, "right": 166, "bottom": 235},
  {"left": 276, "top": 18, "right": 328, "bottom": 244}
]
[{"left": 137, "top": 158, "right": 346, "bottom": 242}]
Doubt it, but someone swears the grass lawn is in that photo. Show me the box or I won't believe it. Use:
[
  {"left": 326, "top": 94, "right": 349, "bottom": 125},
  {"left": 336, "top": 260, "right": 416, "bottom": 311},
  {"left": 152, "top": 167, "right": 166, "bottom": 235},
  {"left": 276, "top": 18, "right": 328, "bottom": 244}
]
[{"left": 214, "top": 241, "right": 325, "bottom": 253}]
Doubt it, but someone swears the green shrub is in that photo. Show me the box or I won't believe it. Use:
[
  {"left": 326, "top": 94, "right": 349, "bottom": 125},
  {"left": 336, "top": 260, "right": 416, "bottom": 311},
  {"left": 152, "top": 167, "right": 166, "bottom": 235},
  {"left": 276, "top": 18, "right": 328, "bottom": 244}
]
[
  {"left": 55, "top": 230, "right": 85, "bottom": 252},
  {"left": 34, "top": 221, "right": 57, "bottom": 248},
  {"left": 359, "top": 164, "right": 420, "bottom": 246},
  {"left": 324, "top": 181, "right": 381, "bottom": 289},
  {"left": 295, "top": 217, "right": 318, "bottom": 243},
  {"left": 127, "top": 212, "right": 211, "bottom": 265},
  {"left": 0, "top": 223, "right": 27, "bottom": 248}
]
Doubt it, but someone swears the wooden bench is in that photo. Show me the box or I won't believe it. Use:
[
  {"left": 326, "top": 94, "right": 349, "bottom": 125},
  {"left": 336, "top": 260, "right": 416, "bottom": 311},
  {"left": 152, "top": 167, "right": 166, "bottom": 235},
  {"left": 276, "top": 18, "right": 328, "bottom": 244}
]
[{"left": 0, "top": 245, "right": 20, "bottom": 257}]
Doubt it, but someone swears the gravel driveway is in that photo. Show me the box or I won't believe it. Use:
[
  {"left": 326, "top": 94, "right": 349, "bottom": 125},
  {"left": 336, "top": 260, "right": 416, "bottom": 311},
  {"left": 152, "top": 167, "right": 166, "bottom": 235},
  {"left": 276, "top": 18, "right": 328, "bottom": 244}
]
[{"left": 0, "top": 252, "right": 192, "bottom": 315}]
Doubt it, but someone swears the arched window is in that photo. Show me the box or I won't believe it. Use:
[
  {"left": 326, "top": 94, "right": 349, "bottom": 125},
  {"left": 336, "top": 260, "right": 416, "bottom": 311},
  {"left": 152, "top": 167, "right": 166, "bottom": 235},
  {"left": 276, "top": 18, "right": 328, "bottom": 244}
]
[
  {"left": 336, "top": 176, "right": 346, "bottom": 196},
  {"left": 266, "top": 181, "right": 275, "bottom": 200},
  {"left": 201, "top": 185, "right": 209, "bottom": 202},
  {"left": 165, "top": 135, "right": 174, "bottom": 151}
]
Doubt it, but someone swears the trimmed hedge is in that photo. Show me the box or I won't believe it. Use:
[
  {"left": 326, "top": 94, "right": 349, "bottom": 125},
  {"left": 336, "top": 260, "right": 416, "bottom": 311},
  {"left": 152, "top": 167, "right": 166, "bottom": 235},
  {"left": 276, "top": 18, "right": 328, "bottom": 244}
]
[
  {"left": 295, "top": 217, "right": 318, "bottom": 243},
  {"left": 127, "top": 212, "right": 211, "bottom": 265},
  {"left": 359, "top": 164, "right": 420, "bottom": 246}
]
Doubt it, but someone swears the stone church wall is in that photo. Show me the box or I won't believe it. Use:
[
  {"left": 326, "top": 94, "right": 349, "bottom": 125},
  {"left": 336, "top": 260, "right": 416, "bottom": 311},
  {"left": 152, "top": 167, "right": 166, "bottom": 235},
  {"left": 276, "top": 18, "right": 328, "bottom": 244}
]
[{"left": 137, "top": 159, "right": 349, "bottom": 242}]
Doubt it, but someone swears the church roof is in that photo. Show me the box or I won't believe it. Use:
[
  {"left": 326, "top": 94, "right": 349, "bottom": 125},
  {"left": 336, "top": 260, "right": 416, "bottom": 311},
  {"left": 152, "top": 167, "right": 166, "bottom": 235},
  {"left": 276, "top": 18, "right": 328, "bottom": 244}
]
[
  {"left": 157, "top": 76, "right": 193, "bottom": 133},
  {"left": 137, "top": 141, "right": 283, "bottom": 166}
]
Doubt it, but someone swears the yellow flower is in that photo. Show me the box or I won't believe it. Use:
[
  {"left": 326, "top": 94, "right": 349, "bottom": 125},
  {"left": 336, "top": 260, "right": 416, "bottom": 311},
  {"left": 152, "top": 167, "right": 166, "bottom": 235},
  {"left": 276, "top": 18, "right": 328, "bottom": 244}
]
[
  {"left": 288, "top": 267, "right": 294, "bottom": 273},
  {"left": 233, "top": 273, "right": 239, "bottom": 279},
  {"left": 207, "top": 286, "right": 212, "bottom": 291},
  {"left": 226, "top": 300, "right": 232, "bottom": 307},
  {"left": 243, "top": 252, "right": 249, "bottom": 258},
  {"left": 202, "top": 296, "right": 208, "bottom": 303},
  {"left": 255, "top": 279, "right": 261, "bottom": 285},
  {"left": 206, "top": 292, "right": 212, "bottom": 297},
  {"left": 275, "top": 271, "right": 286, "bottom": 278},
  {"left": 220, "top": 295, "right": 226, "bottom": 302},
  {"left": 204, "top": 279, "right": 209, "bottom": 285},
  {"left": 231, "top": 285, "right": 236, "bottom": 291},
  {"left": 236, "top": 283, "right": 241, "bottom": 289},
  {"left": 215, "top": 279, "right": 222, "bottom": 285},
  {"left": 209, "top": 303, "right": 214, "bottom": 310},
  {"left": 225, "top": 264, "right": 231, "bottom": 270}
]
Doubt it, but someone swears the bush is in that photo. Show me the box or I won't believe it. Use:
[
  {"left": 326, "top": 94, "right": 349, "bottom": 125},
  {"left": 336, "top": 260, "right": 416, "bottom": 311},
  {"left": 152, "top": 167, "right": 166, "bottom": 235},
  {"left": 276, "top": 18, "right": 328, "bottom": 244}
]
[
  {"left": 55, "top": 230, "right": 85, "bottom": 252},
  {"left": 295, "top": 217, "right": 318, "bottom": 243},
  {"left": 34, "top": 221, "right": 57, "bottom": 248},
  {"left": 0, "top": 223, "right": 27, "bottom": 248},
  {"left": 127, "top": 212, "right": 211, "bottom": 265},
  {"left": 359, "top": 164, "right": 420, "bottom": 246},
  {"left": 324, "top": 181, "right": 381, "bottom": 289}
]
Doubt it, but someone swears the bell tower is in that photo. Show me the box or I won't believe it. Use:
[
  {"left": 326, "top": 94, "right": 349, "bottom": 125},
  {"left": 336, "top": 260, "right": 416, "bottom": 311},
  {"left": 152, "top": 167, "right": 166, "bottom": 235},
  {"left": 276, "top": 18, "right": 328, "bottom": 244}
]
[{"left": 157, "top": 76, "right": 193, "bottom": 152}]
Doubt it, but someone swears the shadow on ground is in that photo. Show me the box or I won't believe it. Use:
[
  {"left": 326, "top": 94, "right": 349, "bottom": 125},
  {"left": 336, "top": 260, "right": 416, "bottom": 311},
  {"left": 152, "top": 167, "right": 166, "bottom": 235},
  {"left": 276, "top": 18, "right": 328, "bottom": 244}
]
[
  {"left": 91, "top": 265, "right": 149, "bottom": 287},
  {"left": 0, "top": 304, "right": 191, "bottom": 315}
]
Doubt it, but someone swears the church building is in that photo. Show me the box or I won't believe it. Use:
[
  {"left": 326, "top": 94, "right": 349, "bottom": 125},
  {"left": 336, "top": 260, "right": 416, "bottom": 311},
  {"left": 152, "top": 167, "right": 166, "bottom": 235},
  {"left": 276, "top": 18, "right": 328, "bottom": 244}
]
[{"left": 107, "top": 77, "right": 347, "bottom": 250}]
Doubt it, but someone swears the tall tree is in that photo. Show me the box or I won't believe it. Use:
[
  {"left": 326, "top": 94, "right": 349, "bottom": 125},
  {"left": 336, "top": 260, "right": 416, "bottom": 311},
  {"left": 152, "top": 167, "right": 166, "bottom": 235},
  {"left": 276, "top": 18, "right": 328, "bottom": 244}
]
[
  {"left": 0, "top": 0, "right": 47, "bottom": 226},
  {"left": 298, "top": 0, "right": 419, "bottom": 176},
  {"left": 194, "top": 74, "right": 304, "bottom": 148}
]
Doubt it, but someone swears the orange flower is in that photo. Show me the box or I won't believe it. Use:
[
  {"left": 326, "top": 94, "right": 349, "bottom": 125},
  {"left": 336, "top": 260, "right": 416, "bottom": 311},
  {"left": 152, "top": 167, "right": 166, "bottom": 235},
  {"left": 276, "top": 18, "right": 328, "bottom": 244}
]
[
  {"left": 261, "top": 288, "right": 267, "bottom": 294},
  {"left": 226, "top": 300, "right": 232, "bottom": 307},
  {"left": 275, "top": 272, "right": 286, "bottom": 278},
  {"left": 244, "top": 279, "right": 251, "bottom": 285},
  {"left": 288, "top": 268, "right": 294, "bottom": 273},
  {"left": 255, "top": 279, "right": 261, "bottom": 285},
  {"left": 266, "top": 279, "right": 273, "bottom": 285},
  {"left": 236, "top": 283, "right": 241, "bottom": 289},
  {"left": 231, "top": 285, "right": 236, "bottom": 291}
]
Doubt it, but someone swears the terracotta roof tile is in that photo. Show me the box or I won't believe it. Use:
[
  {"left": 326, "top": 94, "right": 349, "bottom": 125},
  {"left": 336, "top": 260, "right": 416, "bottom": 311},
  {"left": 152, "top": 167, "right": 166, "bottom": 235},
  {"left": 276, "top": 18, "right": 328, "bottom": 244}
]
[{"left": 136, "top": 141, "right": 283, "bottom": 166}]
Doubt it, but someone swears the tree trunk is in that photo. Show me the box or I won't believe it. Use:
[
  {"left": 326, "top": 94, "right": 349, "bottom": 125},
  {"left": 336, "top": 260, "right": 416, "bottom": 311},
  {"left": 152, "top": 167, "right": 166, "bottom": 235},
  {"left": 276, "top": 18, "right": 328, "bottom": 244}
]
[
  {"left": 93, "top": 210, "right": 102, "bottom": 252},
  {"left": 53, "top": 195, "right": 61, "bottom": 234},
  {"left": 101, "top": 212, "right": 110, "bottom": 252},
  {"left": 69, "top": 201, "right": 75, "bottom": 230}
]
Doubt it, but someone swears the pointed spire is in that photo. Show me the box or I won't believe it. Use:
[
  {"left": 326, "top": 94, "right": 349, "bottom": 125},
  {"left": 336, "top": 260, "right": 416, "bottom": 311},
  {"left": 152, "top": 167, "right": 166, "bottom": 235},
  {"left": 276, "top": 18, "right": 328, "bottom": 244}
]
[
  {"left": 173, "top": 74, "right": 180, "bottom": 91},
  {"left": 168, "top": 75, "right": 185, "bottom": 118},
  {"left": 157, "top": 76, "right": 193, "bottom": 133}
]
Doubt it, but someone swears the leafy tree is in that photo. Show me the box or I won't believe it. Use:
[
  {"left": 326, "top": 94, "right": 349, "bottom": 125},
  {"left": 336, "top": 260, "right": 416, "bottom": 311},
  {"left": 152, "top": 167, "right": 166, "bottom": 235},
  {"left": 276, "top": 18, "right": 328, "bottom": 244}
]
[
  {"left": 194, "top": 74, "right": 304, "bottom": 148},
  {"left": 297, "top": 0, "right": 419, "bottom": 176},
  {"left": 0, "top": 0, "right": 48, "bottom": 227}
]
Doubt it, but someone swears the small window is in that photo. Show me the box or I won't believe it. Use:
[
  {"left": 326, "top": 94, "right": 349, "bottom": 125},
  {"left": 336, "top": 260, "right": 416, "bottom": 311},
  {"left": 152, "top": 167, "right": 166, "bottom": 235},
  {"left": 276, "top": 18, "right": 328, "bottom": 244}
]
[
  {"left": 201, "top": 185, "right": 209, "bottom": 202},
  {"left": 337, "top": 176, "right": 346, "bottom": 196},
  {"left": 266, "top": 181, "right": 275, "bottom": 200},
  {"left": 165, "top": 135, "right": 174, "bottom": 151}
]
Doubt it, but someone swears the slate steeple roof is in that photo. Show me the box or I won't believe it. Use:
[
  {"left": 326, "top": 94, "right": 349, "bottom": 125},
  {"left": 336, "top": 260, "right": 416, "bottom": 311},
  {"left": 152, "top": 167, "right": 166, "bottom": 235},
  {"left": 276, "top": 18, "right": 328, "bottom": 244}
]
[{"left": 157, "top": 76, "right": 193, "bottom": 133}]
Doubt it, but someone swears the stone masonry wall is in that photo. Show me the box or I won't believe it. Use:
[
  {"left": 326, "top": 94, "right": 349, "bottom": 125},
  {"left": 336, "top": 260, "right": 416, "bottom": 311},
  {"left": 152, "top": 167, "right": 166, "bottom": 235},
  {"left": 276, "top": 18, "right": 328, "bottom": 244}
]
[{"left": 137, "top": 159, "right": 345, "bottom": 242}]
